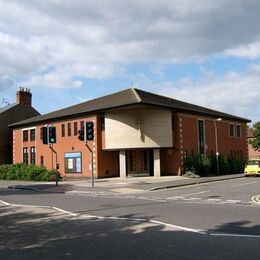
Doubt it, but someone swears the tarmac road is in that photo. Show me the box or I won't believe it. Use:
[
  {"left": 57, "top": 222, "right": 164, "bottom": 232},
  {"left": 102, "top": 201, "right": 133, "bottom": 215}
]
[{"left": 1, "top": 177, "right": 260, "bottom": 259}]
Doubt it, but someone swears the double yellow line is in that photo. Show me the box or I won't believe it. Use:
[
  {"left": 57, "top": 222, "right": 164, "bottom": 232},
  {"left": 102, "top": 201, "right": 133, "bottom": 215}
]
[{"left": 251, "top": 194, "right": 260, "bottom": 204}]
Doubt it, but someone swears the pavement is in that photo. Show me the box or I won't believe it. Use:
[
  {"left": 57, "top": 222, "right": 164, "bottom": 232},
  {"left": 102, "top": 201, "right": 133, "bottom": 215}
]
[{"left": 1, "top": 173, "right": 245, "bottom": 194}]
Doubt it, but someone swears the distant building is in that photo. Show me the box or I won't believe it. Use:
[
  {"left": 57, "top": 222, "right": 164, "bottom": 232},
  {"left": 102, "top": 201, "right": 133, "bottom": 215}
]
[
  {"left": 0, "top": 88, "right": 40, "bottom": 164},
  {"left": 10, "top": 88, "right": 250, "bottom": 178},
  {"left": 247, "top": 128, "right": 260, "bottom": 159}
]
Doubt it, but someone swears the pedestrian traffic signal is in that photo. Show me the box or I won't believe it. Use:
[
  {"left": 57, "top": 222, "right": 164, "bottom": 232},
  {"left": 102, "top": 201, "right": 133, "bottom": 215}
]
[
  {"left": 41, "top": 127, "right": 48, "bottom": 144},
  {"left": 78, "top": 128, "right": 84, "bottom": 141},
  {"left": 48, "top": 126, "right": 56, "bottom": 144},
  {"left": 86, "top": 122, "right": 94, "bottom": 140}
]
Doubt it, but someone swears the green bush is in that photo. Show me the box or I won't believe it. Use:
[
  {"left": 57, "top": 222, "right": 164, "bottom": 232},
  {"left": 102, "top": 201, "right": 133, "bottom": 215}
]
[
  {"left": 184, "top": 154, "right": 245, "bottom": 176},
  {"left": 184, "top": 155, "right": 211, "bottom": 176},
  {"left": 0, "top": 164, "right": 59, "bottom": 181}
]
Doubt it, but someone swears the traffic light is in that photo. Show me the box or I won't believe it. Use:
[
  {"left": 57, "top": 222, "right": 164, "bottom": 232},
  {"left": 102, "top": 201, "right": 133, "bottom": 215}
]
[
  {"left": 41, "top": 127, "right": 48, "bottom": 144},
  {"left": 78, "top": 128, "right": 84, "bottom": 141},
  {"left": 41, "top": 126, "right": 56, "bottom": 144},
  {"left": 48, "top": 126, "right": 56, "bottom": 144},
  {"left": 86, "top": 122, "right": 94, "bottom": 140}
]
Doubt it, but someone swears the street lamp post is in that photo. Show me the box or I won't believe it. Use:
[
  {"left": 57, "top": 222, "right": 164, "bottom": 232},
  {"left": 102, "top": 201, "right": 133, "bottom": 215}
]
[{"left": 214, "top": 118, "right": 222, "bottom": 175}]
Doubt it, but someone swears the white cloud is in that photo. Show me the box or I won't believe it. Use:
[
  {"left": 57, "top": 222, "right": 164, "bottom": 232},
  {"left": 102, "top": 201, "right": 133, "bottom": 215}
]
[
  {"left": 1, "top": 0, "right": 260, "bottom": 89},
  {"left": 0, "top": 0, "right": 260, "bottom": 122},
  {"left": 151, "top": 71, "right": 260, "bottom": 123}
]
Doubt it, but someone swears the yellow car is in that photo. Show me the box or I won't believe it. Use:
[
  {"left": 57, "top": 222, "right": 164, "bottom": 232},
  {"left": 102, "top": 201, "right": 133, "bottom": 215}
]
[{"left": 244, "top": 159, "right": 260, "bottom": 176}]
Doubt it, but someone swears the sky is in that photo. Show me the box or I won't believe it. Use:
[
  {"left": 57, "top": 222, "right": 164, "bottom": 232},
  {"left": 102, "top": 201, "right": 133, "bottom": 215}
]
[{"left": 0, "top": 0, "right": 259, "bottom": 124}]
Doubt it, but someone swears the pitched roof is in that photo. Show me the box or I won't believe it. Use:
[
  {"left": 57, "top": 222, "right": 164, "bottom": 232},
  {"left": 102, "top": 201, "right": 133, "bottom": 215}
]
[
  {"left": 0, "top": 103, "right": 18, "bottom": 114},
  {"left": 10, "top": 88, "right": 250, "bottom": 127}
]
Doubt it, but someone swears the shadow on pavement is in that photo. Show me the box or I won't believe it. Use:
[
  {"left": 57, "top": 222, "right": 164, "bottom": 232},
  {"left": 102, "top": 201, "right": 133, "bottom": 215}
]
[
  {"left": 0, "top": 184, "right": 73, "bottom": 196},
  {"left": 0, "top": 205, "right": 260, "bottom": 260}
]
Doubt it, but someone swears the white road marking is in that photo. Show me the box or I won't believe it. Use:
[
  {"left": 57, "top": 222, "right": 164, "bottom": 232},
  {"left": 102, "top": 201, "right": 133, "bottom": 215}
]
[
  {"left": 0, "top": 199, "right": 10, "bottom": 206},
  {"left": 170, "top": 196, "right": 185, "bottom": 199},
  {"left": 11, "top": 203, "right": 51, "bottom": 208},
  {"left": 81, "top": 214, "right": 206, "bottom": 234},
  {"left": 226, "top": 200, "right": 241, "bottom": 203},
  {"left": 182, "top": 197, "right": 202, "bottom": 201},
  {"left": 208, "top": 199, "right": 221, "bottom": 202},
  {"left": 52, "top": 207, "right": 78, "bottom": 216},
  {"left": 178, "top": 190, "right": 210, "bottom": 197},
  {"left": 149, "top": 220, "right": 206, "bottom": 234}
]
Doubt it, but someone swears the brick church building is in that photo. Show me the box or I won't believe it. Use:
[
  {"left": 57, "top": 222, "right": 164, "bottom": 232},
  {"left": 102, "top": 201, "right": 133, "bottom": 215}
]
[{"left": 10, "top": 88, "right": 250, "bottom": 178}]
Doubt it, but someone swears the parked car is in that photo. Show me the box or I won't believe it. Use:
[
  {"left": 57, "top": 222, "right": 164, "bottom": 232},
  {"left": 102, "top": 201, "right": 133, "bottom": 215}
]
[{"left": 244, "top": 159, "right": 260, "bottom": 176}]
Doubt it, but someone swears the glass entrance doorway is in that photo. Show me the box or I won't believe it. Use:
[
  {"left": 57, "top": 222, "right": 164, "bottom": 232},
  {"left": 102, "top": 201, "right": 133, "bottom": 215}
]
[{"left": 126, "top": 150, "right": 152, "bottom": 176}]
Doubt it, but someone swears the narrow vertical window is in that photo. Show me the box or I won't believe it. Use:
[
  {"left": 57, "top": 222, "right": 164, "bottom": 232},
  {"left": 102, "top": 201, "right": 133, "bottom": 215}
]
[
  {"left": 236, "top": 125, "right": 241, "bottom": 138},
  {"left": 229, "top": 124, "right": 234, "bottom": 137},
  {"left": 68, "top": 123, "right": 71, "bottom": 136},
  {"left": 30, "top": 147, "right": 36, "bottom": 165},
  {"left": 61, "top": 124, "right": 65, "bottom": 137},
  {"left": 198, "top": 120, "right": 205, "bottom": 156},
  {"left": 23, "top": 130, "right": 28, "bottom": 142},
  {"left": 30, "top": 129, "right": 35, "bottom": 141},
  {"left": 23, "top": 148, "right": 28, "bottom": 164},
  {"left": 74, "top": 122, "right": 78, "bottom": 136}
]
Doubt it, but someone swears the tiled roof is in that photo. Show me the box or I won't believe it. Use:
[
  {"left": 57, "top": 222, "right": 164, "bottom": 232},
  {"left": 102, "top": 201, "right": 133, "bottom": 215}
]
[
  {"left": 0, "top": 103, "right": 18, "bottom": 114},
  {"left": 10, "top": 88, "right": 250, "bottom": 127}
]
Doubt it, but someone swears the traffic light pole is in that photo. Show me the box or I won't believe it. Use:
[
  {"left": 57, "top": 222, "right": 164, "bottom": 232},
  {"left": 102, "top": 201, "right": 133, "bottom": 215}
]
[
  {"left": 49, "top": 144, "right": 59, "bottom": 186},
  {"left": 85, "top": 142, "right": 94, "bottom": 188}
]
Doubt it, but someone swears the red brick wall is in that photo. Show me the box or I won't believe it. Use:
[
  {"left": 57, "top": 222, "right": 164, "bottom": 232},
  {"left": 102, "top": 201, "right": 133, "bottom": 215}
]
[
  {"left": 178, "top": 114, "right": 248, "bottom": 171},
  {"left": 13, "top": 116, "right": 97, "bottom": 177},
  {"left": 160, "top": 113, "right": 248, "bottom": 175}
]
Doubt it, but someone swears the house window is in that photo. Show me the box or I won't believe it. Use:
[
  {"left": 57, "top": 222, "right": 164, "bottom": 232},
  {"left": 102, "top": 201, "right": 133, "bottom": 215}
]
[
  {"left": 23, "top": 130, "right": 28, "bottom": 142},
  {"left": 236, "top": 125, "right": 241, "bottom": 138},
  {"left": 74, "top": 122, "right": 78, "bottom": 136},
  {"left": 68, "top": 123, "right": 71, "bottom": 137},
  {"left": 23, "top": 148, "right": 28, "bottom": 164},
  {"left": 30, "top": 129, "right": 35, "bottom": 141},
  {"left": 64, "top": 152, "right": 82, "bottom": 173},
  {"left": 229, "top": 124, "right": 234, "bottom": 137},
  {"left": 61, "top": 124, "right": 65, "bottom": 137},
  {"left": 30, "top": 147, "right": 36, "bottom": 165}
]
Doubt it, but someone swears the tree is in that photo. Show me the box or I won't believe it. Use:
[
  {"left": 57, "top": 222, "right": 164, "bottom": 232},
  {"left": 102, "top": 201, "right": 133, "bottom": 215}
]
[{"left": 250, "top": 121, "right": 260, "bottom": 151}]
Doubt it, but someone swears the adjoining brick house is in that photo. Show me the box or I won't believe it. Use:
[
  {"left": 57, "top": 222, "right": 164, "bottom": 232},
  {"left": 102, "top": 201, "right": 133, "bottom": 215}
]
[
  {"left": 0, "top": 88, "right": 40, "bottom": 164},
  {"left": 247, "top": 128, "right": 260, "bottom": 159},
  {"left": 10, "top": 88, "right": 250, "bottom": 178}
]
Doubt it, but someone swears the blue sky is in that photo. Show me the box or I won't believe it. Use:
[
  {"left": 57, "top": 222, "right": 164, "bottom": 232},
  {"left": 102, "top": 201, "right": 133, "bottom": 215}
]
[{"left": 0, "top": 0, "right": 260, "bottom": 123}]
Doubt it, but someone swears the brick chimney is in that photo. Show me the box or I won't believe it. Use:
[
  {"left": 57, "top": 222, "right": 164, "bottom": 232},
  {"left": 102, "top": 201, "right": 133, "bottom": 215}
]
[{"left": 16, "top": 87, "right": 32, "bottom": 106}]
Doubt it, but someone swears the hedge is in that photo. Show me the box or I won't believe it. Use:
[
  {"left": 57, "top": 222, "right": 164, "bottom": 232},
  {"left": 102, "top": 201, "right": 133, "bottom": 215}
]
[
  {"left": 184, "top": 155, "right": 245, "bottom": 177},
  {"left": 0, "top": 163, "right": 60, "bottom": 181}
]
